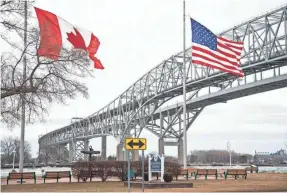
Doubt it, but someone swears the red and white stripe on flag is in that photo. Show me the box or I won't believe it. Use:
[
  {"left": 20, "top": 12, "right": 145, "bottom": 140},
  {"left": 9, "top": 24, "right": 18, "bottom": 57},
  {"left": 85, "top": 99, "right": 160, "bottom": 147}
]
[
  {"left": 192, "top": 37, "right": 244, "bottom": 77},
  {"left": 34, "top": 7, "right": 104, "bottom": 69}
]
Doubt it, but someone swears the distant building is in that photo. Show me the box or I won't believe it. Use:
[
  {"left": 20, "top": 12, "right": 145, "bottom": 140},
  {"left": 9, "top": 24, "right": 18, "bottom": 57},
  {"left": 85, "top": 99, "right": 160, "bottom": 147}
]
[
  {"left": 254, "top": 149, "right": 286, "bottom": 164},
  {"left": 270, "top": 149, "right": 286, "bottom": 156}
]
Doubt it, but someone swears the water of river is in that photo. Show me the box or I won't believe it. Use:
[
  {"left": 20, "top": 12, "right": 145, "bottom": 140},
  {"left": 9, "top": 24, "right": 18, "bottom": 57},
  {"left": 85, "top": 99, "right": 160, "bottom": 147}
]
[{"left": 1, "top": 166, "right": 286, "bottom": 178}]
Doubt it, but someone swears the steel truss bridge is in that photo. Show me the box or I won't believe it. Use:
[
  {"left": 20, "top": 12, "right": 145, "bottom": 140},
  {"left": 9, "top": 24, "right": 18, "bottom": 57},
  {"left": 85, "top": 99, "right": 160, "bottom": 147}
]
[{"left": 39, "top": 5, "right": 287, "bottom": 163}]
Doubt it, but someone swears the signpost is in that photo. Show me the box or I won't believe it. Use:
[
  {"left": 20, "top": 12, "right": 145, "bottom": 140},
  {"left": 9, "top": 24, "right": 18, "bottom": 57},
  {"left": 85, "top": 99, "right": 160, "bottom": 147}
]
[
  {"left": 125, "top": 138, "right": 147, "bottom": 192},
  {"left": 149, "top": 152, "right": 164, "bottom": 182},
  {"left": 125, "top": 138, "right": 146, "bottom": 150}
]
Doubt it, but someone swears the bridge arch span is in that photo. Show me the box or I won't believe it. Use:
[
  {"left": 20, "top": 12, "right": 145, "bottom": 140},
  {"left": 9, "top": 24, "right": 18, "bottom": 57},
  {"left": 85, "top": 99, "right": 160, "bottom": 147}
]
[{"left": 38, "top": 5, "right": 287, "bottom": 162}]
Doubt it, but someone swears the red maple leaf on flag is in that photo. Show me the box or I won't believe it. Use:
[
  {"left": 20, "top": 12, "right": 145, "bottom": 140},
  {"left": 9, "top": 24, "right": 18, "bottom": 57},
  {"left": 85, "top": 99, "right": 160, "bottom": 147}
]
[
  {"left": 66, "top": 28, "right": 87, "bottom": 50},
  {"left": 66, "top": 28, "right": 104, "bottom": 69}
]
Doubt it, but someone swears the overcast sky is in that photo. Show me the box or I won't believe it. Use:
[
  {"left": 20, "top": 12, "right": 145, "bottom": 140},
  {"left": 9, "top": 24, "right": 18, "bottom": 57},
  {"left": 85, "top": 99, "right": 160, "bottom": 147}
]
[{"left": 1, "top": 0, "right": 287, "bottom": 158}]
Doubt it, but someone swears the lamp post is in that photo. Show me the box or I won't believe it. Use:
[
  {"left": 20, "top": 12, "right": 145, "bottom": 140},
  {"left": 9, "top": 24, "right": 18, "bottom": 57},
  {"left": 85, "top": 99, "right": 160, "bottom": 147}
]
[
  {"left": 227, "top": 141, "right": 231, "bottom": 167},
  {"left": 12, "top": 149, "right": 16, "bottom": 170}
]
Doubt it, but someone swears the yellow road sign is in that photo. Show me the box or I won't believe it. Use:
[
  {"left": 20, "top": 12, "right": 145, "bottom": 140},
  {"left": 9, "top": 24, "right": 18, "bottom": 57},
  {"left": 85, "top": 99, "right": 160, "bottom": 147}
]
[{"left": 125, "top": 138, "right": 147, "bottom": 150}]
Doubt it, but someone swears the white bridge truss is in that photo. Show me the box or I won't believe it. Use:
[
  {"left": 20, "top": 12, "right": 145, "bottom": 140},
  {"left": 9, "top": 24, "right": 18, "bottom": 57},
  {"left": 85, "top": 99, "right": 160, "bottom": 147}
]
[{"left": 38, "top": 5, "right": 287, "bottom": 162}]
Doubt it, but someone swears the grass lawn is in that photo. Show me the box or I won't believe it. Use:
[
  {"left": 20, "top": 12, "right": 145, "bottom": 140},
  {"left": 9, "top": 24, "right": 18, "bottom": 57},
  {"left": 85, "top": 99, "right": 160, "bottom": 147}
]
[{"left": 1, "top": 173, "right": 287, "bottom": 192}]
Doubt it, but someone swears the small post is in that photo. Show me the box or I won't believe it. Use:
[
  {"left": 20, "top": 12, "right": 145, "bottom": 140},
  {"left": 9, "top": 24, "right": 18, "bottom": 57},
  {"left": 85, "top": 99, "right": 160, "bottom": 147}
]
[
  {"left": 148, "top": 155, "right": 152, "bottom": 181},
  {"left": 128, "top": 150, "right": 131, "bottom": 192},
  {"left": 141, "top": 150, "right": 144, "bottom": 192},
  {"left": 160, "top": 154, "right": 164, "bottom": 182}
]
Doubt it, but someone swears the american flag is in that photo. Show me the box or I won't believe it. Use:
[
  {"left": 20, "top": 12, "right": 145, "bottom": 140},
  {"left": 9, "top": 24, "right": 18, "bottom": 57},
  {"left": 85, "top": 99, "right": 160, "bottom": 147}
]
[{"left": 190, "top": 18, "right": 244, "bottom": 77}]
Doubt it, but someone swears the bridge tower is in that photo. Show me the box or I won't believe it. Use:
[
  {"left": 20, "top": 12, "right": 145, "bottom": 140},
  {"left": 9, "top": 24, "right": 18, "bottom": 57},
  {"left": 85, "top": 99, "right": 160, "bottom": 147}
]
[
  {"left": 57, "top": 144, "right": 68, "bottom": 163},
  {"left": 68, "top": 136, "right": 107, "bottom": 163},
  {"left": 101, "top": 136, "right": 107, "bottom": 160}
]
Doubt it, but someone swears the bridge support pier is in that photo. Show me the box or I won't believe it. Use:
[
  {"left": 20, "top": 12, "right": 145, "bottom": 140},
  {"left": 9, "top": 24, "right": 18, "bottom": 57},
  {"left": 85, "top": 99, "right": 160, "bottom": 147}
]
[
  {"left": 131, "top": 150, "right": 139, "bottom": 161},
  {"left": 57, "top": 144, "right": 67, "bottom": 163},
  {"left": 101, "top": 136, "right": 107, "bottom": 160},
  {"left": 58, "top": 144, "right": 66, "bottom": 154},
  {"left": 116, "top": 143, "right": 124, "bottom": 161},
  {"left": 84, "top": 139, "right": 89, "bottom": 161},
  {"left": 158, "top": 138, "right": 165, "bottom": 156},
  {"left": 178, "top": 138, "right": 184, "bottom": 165},
  {"left": 69, "top": 141, "right": 74, "bottom": 163}
]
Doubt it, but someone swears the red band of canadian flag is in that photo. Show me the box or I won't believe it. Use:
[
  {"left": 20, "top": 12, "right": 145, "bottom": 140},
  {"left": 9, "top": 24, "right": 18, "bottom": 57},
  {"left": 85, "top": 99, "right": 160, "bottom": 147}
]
[{"left": 34, "top": 7, "right": 104, "bottom": 69}]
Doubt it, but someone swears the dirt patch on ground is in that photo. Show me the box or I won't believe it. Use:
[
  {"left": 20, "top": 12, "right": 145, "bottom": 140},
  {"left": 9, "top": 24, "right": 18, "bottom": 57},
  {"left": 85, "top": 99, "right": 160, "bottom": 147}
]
[{"left": 1, "top": 173, "right": 287, "bottom": 192}]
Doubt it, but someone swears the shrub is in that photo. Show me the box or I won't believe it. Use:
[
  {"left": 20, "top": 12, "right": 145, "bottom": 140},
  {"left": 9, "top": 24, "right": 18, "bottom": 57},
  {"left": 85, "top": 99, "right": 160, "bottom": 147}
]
[
  {"left": 71, "top": 160, "right": 181, "bottom": 181},
  {"left": 113, "top": 161, "right": 127, "bottom": 181},
  {"left": 164, "top": 161, "right": 181, "bottom": 180},
  {"left": 163, "top": 173, "right": 173, "bottom": 183},
  {"left": 71, "top": 161, "right": 91, "bottom": 178},
  {"left": 93, "top": 161, "right": 113, "bottom": 182}
]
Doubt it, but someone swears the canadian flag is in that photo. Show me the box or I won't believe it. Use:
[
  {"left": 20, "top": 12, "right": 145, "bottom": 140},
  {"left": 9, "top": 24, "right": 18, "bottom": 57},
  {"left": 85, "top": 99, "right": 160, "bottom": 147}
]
[{"left": 34, "top": 7, "right": 104, "bottom": 69}]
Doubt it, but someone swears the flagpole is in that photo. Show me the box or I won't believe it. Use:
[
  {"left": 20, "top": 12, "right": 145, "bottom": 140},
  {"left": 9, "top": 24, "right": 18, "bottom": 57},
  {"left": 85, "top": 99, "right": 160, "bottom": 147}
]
[
  {"left": 182, "top": 0, "right": 187, "bottom": 169},
  {"left": 19, "top": 0, "right": 28, "bottom": 173}
]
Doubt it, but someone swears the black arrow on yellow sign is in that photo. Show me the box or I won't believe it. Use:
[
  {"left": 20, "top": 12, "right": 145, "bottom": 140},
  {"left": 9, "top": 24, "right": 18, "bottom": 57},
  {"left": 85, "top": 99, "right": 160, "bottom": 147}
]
[{"left": 127, "top": 139, "right": 144, "bottom": 149}]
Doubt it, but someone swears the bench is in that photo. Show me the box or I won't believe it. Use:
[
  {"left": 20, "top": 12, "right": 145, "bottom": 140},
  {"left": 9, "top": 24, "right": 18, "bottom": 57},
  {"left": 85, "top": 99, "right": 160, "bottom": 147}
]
[
  {"left": 245, "top": 166, "right": 258, "bottom": 173},
  {"left": 194, "top": 169, "right": 218, "bottom": 180},
  {"left": 43, "top": 171, "right": 71, "bottom": 183},
  {"left": 77, "top": 170, "right": 101, "bottom": 182},
  {"left": 180, "top": 168, "right": 197, "bottom": 180},
  {"left": 7, "top": 172, "right": 36, "bottom": 184},
  {"left": 224, "top": 169, "right": 247, "bottom": 179}
]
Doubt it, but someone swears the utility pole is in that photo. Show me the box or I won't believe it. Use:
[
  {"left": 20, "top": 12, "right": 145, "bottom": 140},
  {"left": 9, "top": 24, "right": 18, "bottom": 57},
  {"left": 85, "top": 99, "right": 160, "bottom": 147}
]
[
  {"left": 19, "top": 0, "right": 28, "bottom": 173},
  {"left": 182, "top": 0, "right": 187, "bottom": 169}
]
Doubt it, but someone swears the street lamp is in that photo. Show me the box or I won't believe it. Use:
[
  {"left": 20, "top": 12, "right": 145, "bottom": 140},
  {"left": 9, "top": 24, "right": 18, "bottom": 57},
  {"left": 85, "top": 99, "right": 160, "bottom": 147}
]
[{"left": 227, "top": 141, "right": 231, "bottom": 167}]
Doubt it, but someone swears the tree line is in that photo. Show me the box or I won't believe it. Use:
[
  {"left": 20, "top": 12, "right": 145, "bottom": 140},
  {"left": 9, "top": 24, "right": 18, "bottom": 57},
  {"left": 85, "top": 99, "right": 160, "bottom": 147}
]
[
  {"left": 0, "top": 136, "right": 68, "bottom": 165},
  {"left": 2, "top": 136, "right": 285, "bottom": 165},
  {"left": 188, "top": 150, "right": 253, "bottom": 164}
]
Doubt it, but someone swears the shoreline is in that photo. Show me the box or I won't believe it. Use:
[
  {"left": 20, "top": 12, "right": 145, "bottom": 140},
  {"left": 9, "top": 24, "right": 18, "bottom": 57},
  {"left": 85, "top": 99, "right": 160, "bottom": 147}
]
[{"left": 2, "top": 163, "right": 287, "bottom": 169}]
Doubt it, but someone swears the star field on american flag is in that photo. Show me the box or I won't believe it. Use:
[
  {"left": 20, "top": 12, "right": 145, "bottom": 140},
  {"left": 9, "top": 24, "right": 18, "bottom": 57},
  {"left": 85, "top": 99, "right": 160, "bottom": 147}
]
[
  {"left": 190, "top": 18, "right": 244, "bottom": 77},
  {"left": 191, "top": 19, "right": 217, "bottom": 51}
]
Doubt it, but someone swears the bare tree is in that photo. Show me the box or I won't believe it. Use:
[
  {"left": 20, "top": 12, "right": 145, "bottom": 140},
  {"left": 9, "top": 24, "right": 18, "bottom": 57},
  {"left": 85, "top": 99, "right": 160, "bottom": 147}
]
[
  {"left": 1, "top": 136, "right": 32, "bottom": 164},
  {"left": 0, "top": 136, "right": 15, "bottom": 164},
  {"left": 1, "top": 0, "right": 95, "bottom": 128},
  {"left": 38, "top": 145, "right": 58, "bottom": 165}
]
